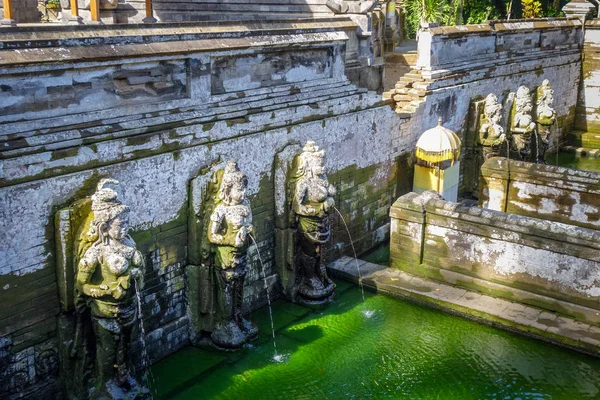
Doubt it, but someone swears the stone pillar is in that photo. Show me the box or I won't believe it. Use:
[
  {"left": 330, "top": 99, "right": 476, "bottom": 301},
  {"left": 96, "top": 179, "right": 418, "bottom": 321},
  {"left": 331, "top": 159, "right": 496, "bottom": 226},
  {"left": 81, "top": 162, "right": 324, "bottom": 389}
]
[
  {"left": 64, "top": 0, "right": 83, "bottom": 24},
  {"left": 90, "top": 0, "right": 100, "bottom": 22},
  {"left": 389, "top": 192, "right": 428, "bottom": 272},
  {"left": 1, "top": 0, "right": 16, "bottom": 26},
  {"left": 562, "top": 0, "right": 596, "bottom": 19},
  {"left": 478, "top": 157, "right": 509, "bottom": 212},
  {"left": 143, "top": 0, "right": 157, "bottom": 23}
]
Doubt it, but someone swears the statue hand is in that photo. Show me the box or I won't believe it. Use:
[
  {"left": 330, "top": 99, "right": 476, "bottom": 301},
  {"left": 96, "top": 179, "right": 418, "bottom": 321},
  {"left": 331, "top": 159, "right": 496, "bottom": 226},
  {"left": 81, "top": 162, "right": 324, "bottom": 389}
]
[
  {"left": 323, "top": 197, "right": 335, "bottom": 212},
  {"left": 328, "top": 185, "right": 337, "bottom": 196},
  {"left": 235, "top": 227, "right": 247, "bottom": 247},
  {"left": 131, "top": 268, "right": 142, "bottom": 280},
  {"left": 89, "top": 287, "right": 108, "bottom": 298}
]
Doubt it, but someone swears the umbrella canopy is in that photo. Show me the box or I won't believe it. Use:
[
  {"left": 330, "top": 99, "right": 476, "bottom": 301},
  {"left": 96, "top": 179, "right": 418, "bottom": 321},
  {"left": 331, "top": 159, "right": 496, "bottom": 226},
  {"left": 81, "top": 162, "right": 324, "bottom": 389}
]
[{"left": 415, "top": 118, "right": 461, "bottom": 167}]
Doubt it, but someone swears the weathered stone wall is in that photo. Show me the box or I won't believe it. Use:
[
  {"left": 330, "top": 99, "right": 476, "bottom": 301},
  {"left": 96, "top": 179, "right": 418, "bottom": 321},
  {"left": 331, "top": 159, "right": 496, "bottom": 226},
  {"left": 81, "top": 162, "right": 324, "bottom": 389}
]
[
  {"left": 117, "top": 0, "right": 333, "bottom": 23},
  {"left": 410, "top": 19, "right": 582, "bottom": 195},
  {"left": 575, "top": 20, "right": 600, "bottom": 148},
  {"left": 0, "top": 0, "right": 39, "bottom": 23},
  {"left": 391, "top": 192, "right": 600, "bottom": 326},
  {"left": 0, "top": 20, "right": 414, "bottom": 399},
  {"left": 479, "top": 157, "right": 600, "bottom": 230}
]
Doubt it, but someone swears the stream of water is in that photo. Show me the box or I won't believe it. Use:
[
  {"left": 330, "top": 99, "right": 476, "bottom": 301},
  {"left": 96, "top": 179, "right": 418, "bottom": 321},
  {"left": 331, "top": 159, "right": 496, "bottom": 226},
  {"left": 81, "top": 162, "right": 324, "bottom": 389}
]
[
  {"left": 332, "top": 206, "right": 365, "bottom": 302},
  {"left": 248, "top": 233, "right": 284, "bottom": 362},
  {"left": 134, "top": 277, "right": 157, "bottom": 394}
]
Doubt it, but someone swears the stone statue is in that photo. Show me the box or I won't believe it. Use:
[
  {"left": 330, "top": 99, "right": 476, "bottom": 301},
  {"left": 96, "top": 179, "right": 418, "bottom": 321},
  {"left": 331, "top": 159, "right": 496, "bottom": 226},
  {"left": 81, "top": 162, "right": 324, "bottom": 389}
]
[
  {"left": 72, "top": 179, "right": 147, "bottom": 398},
  {"left": 510, "top": 85, "right": 536, "bottom": 161},
  {"left": 204, "top": 161, "right": 258, "bottom": 349},
  {"left": 479, "top": 93, "right": 506, "bottom": 161},
  {"left": 534, "top": 79, "right": 556, "bottom": 164},
  {"left": 290, "top": 141, "right": 336, "bottom": 305}
]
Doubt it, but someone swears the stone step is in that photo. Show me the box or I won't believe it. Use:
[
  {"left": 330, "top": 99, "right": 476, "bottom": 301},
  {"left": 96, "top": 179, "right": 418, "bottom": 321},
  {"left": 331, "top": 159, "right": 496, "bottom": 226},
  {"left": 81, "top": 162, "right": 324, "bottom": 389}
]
[
  {"left": 393, "top": 94, "right": 411, "bottom": 102},
  {"left": 403, "top": 73, "right": 423, "bottom": 80},
  {"left": 582, "top": 132, "right": 600, "bottom": 149},
  {"left": 561, "top": 146, "right": 600, "bottom": 158},
  {"left": 328, "top": 257, "right": 600, "bottom": 356}
]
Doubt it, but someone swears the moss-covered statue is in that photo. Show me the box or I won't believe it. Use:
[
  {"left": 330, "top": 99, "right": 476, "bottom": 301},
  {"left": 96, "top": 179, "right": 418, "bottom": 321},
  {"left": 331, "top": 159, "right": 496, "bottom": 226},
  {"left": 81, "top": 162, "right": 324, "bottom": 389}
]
[
  {"left": 479, "top": 93, "right": 506, "bottom": 161},
  {"left": 189, "top": 161, "right": 258, "bottom": 349},
  {"left": 55, "top": 179, "right": 149, "bottom": 399},
  {"left": 289, "top": 141, "right": 336, "bottom": 305},
  {"left": 510, "top": 85, "right": 536, "bottom": 161},
  {"left": 534, "top": 79, "right": 556, "bottom": 164}
]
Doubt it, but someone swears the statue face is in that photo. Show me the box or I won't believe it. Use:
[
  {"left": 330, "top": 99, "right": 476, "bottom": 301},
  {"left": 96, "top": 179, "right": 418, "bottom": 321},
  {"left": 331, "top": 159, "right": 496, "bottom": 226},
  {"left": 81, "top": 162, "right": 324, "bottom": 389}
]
[
  {"left": 491, "top": 110, "right": 501, "bottom": 124},
  {"left": 108, "top": 216, "right": 129, "bottom": 241},
  {"left": 311, "top": 158, "right": 326, "bottom": 176},
  {"left": 229, "top": 181, "right": 247, "bottom": 205}
]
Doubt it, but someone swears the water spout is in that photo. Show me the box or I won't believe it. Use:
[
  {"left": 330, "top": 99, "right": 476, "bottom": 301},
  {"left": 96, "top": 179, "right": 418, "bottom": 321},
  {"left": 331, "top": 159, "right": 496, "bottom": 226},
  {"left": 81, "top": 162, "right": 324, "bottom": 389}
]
[
  {"left": 134, "top": 277, "right": 156, "bottom": 395},
  {"left": 332, "top": 206, "right": 365, "bottom": 302},
  {"left": 248, "top": 234, "right": 281, "bottom": 362}
]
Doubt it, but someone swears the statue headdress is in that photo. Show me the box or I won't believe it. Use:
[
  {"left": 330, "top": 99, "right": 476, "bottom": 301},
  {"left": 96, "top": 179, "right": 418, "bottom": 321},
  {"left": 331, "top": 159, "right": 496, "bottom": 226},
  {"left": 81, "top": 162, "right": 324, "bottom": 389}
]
[
  {"left": 516, "top": 86, "right": 532, "bottom": 110},
  {"left": 91, "top": 179, "right": 129, "bottom": 223},
  {"left": 297, "top": 141, "right": 326, "bottom": 177},
  {"left": 218, "top": 161, "right": 248, "bottom": 205},
  {"left": 484, "top": 93, "right": 502, "bottom": 118},
  {"left": 537, "top": 79, "right": 553, "bottom": 106}
]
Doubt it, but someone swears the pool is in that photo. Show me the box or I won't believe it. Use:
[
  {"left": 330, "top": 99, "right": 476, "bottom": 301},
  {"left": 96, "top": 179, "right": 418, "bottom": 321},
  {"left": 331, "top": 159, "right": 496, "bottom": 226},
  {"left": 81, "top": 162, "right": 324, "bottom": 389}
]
[
  {"left": 150, "top": 282, "right": 600, "bottom": 399},
  {"left": 547, "top": 152, "right": 600, "bottom": 173}
]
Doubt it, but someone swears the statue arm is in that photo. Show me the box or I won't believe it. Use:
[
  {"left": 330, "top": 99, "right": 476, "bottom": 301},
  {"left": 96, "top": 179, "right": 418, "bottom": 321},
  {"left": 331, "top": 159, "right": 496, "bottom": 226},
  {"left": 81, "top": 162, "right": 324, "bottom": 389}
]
[
  {"left": 76, "top": 249, "right": 108, "bottom": 298},
  {"left": 208, "top": 207, "right": 226, "bottom": 244},
  {"left": 295, "top": 181, "right": 320, "bottom": 216}
]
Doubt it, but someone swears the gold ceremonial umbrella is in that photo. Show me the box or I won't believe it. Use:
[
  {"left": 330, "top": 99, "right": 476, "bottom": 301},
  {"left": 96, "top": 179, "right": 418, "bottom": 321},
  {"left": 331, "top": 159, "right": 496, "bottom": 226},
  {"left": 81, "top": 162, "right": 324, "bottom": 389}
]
[{"left": 415, "top": 118, "right": 461, "bottom": 168}]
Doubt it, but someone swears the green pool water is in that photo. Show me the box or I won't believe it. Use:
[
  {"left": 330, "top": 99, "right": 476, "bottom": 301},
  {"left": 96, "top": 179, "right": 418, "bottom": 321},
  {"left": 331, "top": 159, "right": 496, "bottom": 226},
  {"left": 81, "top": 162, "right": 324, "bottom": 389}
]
[
  {"left": 150, "top": 282, "right": 600, "bottom": 399},
  {"left": 548, "top": 152, "right": 600, "bottom": 173}
]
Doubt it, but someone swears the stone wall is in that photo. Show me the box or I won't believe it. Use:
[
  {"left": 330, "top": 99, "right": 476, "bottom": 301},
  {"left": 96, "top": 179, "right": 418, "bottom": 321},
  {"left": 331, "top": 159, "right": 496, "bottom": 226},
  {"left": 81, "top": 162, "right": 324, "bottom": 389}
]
[
  {"left": 575, "top": 20, "right": 600, "bottom": 148},
  {"left": 0, "top": 20, "right": 414, "bottom": 399},
  {"left": 390, "top": 191, "right": 600, "bottom": 326},
  {"left": 405, "top": 19, "right": 583, "bottom": 195},
  {"left": 118, "top": 0, "right": 332, "bottom": 22},
  {"left": 0, "top": 0, "right": 40, "bottom": 23},
  {"left": 479, "top": 157, "right": 600, "bottom": 230}
]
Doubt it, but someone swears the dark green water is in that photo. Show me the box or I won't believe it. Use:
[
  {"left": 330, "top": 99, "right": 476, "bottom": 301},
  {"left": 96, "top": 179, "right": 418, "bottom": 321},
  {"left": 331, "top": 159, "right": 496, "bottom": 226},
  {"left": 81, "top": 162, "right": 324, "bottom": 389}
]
[
  {"left": 150, "top": 282, "right": 600, "bottom": 399},
  {"left": 360, "top": 242, "right": 390, "bottom": 266},
  {"left": 547, "top": 152, "right": 600, "bottom": 173}
]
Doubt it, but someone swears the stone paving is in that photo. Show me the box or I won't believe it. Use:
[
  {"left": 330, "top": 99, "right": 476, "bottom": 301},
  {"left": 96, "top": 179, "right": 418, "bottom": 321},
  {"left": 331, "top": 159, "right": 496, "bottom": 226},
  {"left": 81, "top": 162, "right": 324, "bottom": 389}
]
[{"left": 328, "top": 256, "right": 600, "bottom": 357}]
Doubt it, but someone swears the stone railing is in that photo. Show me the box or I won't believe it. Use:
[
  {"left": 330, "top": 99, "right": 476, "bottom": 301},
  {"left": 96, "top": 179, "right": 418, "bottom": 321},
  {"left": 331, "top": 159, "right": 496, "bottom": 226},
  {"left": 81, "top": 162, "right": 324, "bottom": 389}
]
[
  {"left": 390, "top": 191, "right": 600, "bottom": 325},
  {"left": 479, "top": 157, "right": 600, "bottom": 230}
]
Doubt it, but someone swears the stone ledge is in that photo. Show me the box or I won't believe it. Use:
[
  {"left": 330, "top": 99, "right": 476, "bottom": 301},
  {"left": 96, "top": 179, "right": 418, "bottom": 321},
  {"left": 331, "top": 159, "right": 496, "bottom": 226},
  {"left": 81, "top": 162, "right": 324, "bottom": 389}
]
[
  {"left": 329, "top": 257, "right": 600, "bottom": 357},
  {"left": 562, "top": 146, "right": 600, "bottom": 157}
]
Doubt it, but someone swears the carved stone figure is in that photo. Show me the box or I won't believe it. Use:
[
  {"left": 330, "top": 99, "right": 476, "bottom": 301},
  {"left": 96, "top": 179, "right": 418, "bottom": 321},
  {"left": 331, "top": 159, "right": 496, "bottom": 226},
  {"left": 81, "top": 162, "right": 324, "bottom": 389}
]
[
  {"left": 55, "top": 179, "right": 148, "bottom": 399},
  {"left": 191, "top": 161, "right": 258, "bottom": 349},
  {"left": 76, "top": 180, "right": 145, "bottom": 397},
  {"left": 479, "top": 93, "right": 506, "bottom": 161},
  {"left": 290, "top": 141, "right": 337, "bottom": 305},
  {"left": 510, "top": 85, "right": 536, "bottom": 161},
  {"left": 534, "top": 79, "right": 556, "bottom": 164}
]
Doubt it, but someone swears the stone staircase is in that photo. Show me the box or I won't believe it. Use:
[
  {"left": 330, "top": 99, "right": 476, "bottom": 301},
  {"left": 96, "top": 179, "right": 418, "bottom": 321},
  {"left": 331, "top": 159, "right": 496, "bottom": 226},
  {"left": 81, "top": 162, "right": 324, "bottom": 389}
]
[
  {"left": 382, "top": 39, "right": 430, "bottom": 118},
  {"left": 383, "top": 68, "right": 430, "bottom": 117}
]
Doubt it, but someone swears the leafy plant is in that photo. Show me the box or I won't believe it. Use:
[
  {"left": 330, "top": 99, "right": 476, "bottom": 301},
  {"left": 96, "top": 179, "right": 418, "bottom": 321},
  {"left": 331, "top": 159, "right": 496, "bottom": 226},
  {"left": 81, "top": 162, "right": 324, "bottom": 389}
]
[{"left": 521, "top": 0, "right": 542, "bottom": 17}]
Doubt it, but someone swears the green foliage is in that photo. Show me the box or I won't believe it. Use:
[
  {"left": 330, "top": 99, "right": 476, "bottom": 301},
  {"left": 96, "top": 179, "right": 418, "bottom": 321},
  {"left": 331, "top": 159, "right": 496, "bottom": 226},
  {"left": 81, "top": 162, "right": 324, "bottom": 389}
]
[
  {"left": 403, "top": 0, "right": 561, "bottom": 38},
  {"left": 522, "top": 0, "right": 542, "bottom": 17}
]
